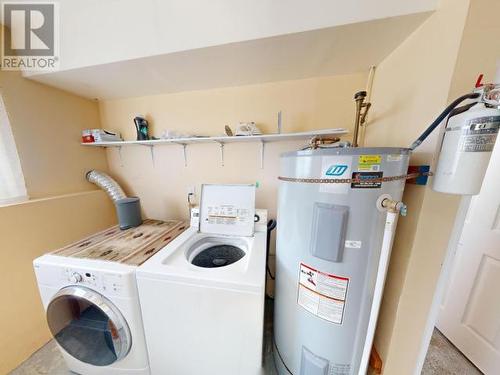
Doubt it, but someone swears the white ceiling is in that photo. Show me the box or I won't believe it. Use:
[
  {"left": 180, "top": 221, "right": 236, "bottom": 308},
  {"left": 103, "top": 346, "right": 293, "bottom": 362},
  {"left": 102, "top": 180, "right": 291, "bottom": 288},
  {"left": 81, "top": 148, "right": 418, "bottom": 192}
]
[
  {"left": 42, "top": 0, "right": 439, "bottom": 71},
  {"left": 27, "top": 12, "right": 432, "bottom": 99}
]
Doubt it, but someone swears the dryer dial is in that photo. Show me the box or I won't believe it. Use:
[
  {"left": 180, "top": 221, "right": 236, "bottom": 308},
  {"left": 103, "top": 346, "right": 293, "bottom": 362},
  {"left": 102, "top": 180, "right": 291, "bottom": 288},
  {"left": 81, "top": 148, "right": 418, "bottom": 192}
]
[{"left": 70, "top": 272, "right": 83, "bottom": 283}]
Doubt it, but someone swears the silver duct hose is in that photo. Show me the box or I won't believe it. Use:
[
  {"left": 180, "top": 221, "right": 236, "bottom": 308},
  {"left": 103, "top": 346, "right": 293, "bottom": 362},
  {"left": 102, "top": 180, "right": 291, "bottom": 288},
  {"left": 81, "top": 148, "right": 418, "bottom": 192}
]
[
  {"left": 86, "top": 170, "right": 127, "bottom": 202},
  {"left": 86, "top": 170, "right": 142, "bottom": 229}
]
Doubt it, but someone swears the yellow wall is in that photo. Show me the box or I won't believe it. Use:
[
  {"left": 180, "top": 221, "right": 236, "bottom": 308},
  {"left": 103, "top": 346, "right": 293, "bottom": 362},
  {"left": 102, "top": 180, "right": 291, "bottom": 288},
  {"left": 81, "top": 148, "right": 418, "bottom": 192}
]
[
  {"left": 0, "top": 57, "right": 116, "bottom": 372},
  {"left": 447, "top": 0, "right": 500, "bottom": 100},
  {"left": 0, "top": 70, "right": 108, "bottom": 199},
  {"left": 0, "top": 191, "right": 116, "bottom": 374},
  {"left": 4, "top": 0, "right": 497, "bottom": 373},
  {"left": 365, "top": 0, "right": 472, "bottom": 373},
  {"left": 99, "top": 73, "right": 367, "bottom": 222}
]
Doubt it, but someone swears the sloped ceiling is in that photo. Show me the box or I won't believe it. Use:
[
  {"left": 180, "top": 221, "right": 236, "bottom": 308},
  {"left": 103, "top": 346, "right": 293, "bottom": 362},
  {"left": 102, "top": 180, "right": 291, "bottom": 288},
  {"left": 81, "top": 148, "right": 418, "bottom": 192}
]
[{"left": 24, "top": 0, "right": 437, "bottom": 99}]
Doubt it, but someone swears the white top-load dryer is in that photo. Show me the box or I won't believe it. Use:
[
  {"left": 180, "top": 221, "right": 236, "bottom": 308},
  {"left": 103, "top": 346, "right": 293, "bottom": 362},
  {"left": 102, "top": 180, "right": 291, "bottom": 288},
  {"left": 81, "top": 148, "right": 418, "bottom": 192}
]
[{"left": 137, "top": 184, "right": 267, "bottom": 375}]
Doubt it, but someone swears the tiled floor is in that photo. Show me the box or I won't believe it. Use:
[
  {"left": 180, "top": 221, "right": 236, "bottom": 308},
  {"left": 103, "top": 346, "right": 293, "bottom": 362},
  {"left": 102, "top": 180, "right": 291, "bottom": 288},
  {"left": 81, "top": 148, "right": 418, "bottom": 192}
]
[
  {"left": 9, "top": 298, "right": 278, "bottom": 375},
  {"left": 422, "top": 329, "right": 483, "bottom": 375},
  {"left": 8, "top": 308, "right": 481, "bottom": 375},
  {"left": 9, "top": 340, "right": 67, "bottom": 375}
]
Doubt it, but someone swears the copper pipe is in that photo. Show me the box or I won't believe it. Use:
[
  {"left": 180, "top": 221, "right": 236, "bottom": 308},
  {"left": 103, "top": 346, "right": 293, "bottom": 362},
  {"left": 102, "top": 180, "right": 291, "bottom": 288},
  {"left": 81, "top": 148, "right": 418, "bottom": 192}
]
[
  {"left": 352, "top": 91, "right": 366, "bottom": 147},
  {"left": 353, "top": 91, "right": 368, "bottom": 147}
]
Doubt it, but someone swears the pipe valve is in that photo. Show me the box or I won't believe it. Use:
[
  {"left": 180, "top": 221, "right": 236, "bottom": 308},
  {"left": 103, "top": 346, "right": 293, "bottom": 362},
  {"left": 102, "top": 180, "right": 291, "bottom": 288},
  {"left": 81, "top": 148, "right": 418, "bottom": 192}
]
[
  {"left": 382, "top": 198, "right": 407, "bottom": 216},
  {"left": 377, "top": 195, "right": 407, "bottom": 216}
]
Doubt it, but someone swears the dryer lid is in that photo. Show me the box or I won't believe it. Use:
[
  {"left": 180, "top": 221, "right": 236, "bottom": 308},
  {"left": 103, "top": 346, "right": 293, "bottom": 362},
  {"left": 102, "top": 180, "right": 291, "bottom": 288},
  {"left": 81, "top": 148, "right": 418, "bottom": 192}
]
[{"left": 199, "top": 184, "right": 256, "bottom": 236}]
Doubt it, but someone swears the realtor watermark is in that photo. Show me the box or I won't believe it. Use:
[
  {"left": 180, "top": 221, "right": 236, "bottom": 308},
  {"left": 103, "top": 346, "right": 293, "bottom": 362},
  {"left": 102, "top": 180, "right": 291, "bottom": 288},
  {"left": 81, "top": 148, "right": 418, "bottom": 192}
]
[{"left": 1, "top": 1, "right": 59, "bottom": 71}]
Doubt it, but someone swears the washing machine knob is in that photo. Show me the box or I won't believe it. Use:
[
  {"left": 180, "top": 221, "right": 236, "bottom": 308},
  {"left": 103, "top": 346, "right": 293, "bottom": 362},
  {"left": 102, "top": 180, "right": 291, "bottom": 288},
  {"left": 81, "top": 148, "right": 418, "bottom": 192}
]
[{"left": 70, "top": 272, "right": 83, "bottom": 283}]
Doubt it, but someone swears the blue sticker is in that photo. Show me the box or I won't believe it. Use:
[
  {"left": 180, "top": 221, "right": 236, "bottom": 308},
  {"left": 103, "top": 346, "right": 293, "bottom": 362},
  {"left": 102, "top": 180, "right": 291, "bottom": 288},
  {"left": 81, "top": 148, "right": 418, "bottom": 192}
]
[{"left": 325, "top": 165, "right": 348, "bottom": 176}]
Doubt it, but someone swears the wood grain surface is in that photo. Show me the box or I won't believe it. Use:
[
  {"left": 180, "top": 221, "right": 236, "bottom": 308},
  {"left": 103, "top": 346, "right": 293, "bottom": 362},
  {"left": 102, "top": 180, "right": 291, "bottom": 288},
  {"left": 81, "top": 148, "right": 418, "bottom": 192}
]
[{"left": 52, "top": 219, "right": 188, "bottom": 265}]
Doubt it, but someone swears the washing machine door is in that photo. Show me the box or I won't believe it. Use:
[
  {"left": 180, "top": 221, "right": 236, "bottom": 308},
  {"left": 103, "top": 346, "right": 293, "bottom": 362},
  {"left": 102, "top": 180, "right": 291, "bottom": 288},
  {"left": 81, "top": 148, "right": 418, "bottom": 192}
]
[{"left": 46, "top": 286, "right": 131, "bottom": 366}]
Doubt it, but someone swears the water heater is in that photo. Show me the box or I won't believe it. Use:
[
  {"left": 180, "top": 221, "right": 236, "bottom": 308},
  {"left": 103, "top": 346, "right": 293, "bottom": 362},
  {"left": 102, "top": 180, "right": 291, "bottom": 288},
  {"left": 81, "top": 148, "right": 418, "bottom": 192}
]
[{"left": 273, "top": 147, "right": 409, "bottom": 375}]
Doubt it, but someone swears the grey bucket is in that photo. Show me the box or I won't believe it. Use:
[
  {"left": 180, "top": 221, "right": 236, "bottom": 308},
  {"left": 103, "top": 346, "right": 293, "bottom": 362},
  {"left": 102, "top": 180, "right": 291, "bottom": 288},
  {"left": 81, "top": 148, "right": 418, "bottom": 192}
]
[{"left": 115, "top": 197, "right": 143, "bottom": 230}]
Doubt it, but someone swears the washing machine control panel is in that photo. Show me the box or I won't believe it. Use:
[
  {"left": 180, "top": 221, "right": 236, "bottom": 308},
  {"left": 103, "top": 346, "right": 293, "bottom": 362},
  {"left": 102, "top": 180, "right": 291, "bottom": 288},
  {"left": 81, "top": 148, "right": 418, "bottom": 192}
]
[{"left": 62, "top": 268, "right": 128, "bottom": 297}]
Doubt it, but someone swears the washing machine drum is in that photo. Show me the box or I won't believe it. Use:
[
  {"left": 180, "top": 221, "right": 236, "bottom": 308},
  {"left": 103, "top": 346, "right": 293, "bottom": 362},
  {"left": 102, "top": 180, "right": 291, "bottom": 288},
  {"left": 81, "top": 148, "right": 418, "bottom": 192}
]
[
  {"left": 46, "top": 286, "right": 131, "bottom": 366},
  {"left": 191, "top": 244, "right": 245, "bottom": 268}
]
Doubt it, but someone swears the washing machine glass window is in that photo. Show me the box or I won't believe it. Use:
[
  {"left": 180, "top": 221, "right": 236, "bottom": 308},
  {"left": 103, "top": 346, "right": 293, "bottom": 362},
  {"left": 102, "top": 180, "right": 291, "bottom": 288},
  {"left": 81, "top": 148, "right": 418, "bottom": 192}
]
[{"left": 46, "top": 286, "right": 131, "bottom": 366}]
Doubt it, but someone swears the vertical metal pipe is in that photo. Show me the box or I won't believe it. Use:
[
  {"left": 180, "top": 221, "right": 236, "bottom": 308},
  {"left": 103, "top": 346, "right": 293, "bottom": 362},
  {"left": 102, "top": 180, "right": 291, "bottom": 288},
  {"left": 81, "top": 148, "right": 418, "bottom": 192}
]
[{"left": 352, "top": 91, "right": 367, "bottom": 147}]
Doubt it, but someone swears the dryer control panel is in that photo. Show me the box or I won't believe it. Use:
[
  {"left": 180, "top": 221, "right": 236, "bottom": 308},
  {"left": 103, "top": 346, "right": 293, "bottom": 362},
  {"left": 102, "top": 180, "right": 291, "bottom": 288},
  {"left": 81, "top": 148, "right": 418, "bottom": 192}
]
[
  {"left": 62, "top": 267, "right": 128, "bottom": 296},
  {"left": 33, "top": 258, "right": 136, "bottom": 299}
]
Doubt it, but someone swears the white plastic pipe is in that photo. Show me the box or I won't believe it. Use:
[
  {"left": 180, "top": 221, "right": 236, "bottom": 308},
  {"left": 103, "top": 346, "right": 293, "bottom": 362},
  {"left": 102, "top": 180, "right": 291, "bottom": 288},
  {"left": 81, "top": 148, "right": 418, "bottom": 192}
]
[{"left": 359, "top": 210, "right": 399, "bottom": 374}]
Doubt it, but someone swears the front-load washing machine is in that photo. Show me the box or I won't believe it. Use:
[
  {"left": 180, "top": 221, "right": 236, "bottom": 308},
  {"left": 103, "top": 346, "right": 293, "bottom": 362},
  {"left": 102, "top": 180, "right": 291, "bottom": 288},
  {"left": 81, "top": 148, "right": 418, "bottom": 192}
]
[
  {"left": 137, "top": 184, "right": 267, "bottom": 375},
  {"left": 33, "top": 219, "right": 187, "bottom": 375}
]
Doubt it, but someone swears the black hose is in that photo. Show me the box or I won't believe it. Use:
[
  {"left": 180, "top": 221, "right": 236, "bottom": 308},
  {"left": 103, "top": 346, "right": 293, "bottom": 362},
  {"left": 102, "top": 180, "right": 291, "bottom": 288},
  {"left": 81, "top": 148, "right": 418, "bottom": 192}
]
[
  {"left": 448, "top": 102, "right": 477, "bottom": 118},
  {"left": 409, "top": 92, "right": 480, "bottom": 150},
  {"left": 266, "top": 219, "right": 277, "bottom": 281},
  {"left": 265, "top": 219, "right": 277, "bottom": 300}
]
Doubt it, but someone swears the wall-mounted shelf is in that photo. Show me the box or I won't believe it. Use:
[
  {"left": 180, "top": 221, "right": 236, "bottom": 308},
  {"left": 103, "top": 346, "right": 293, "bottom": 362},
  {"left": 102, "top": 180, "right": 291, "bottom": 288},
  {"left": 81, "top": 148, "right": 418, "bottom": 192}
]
[
  {"left": 82, "top": 128, "right": 348, "bottom": 168},
  {"left": 81, "top": 128, "right": 348, "bottom": 147}
]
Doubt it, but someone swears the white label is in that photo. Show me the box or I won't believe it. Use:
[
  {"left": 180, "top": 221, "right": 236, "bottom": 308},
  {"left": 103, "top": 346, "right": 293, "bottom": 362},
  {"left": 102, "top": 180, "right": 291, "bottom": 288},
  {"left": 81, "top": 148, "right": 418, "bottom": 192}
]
[
  {"left": 387, "top": 154, "right": 403, "bottom": 162},
  {"left": 206, "top": 205, "right": 251, "bottom": 225},
  {"left": 330, "top": 363, "right": 352, "bottom": 375},
  {"left": 297, "top": 263, "right": 349, "bottom": 324},
  {"left": 357, "top": 164, "right": 380, "bottom": 172},
  {"left": 319, "top": 156, "right": 351, "bottom": 195},
  {"left": 345, "top": 240, "right": 362, "bottom": 249}
]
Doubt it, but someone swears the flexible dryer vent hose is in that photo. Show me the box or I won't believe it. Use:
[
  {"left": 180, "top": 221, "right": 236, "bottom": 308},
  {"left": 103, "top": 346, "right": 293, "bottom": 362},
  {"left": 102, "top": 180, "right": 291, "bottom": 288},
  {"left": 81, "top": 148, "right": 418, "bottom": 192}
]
[{"left": 86, "top": 170, "right": 127, "bottom": 202}]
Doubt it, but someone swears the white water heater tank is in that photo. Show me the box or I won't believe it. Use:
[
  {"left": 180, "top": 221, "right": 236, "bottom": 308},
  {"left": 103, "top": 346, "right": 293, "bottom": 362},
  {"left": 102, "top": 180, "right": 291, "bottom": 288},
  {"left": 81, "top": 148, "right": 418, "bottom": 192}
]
[
  {"left": 273, "top": 147, "right": 410, "bottom": 375},
  {"left": 433, "top": 103, "right": 500, "bottom": 195}
]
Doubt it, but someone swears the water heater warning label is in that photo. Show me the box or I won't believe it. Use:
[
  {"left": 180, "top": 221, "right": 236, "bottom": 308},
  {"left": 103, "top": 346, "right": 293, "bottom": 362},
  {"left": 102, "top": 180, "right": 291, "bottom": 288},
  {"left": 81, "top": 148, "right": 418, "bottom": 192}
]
[
  {"left": 358, "top": 154, "right": 381, "bottom": 172},
  {"left": 297, "top": 263, "right": 349, "bottom": 324}
]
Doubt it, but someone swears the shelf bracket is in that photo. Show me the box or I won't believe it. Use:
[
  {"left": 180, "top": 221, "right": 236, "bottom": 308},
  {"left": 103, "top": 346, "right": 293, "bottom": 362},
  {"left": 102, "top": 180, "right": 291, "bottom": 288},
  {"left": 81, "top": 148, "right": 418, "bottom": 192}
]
[
  {"left": 260, "top": 140, "right": 265, "bottom": 169},
  {"left": 172, "top": 142, "right": 188, "bottom": 166},
  {"left": 182, "top": 144, "right": 188, "bottom": 167},
  {"left": 118, "top": 146, "right": 124, "bottom": 167},
  {"left": 217, "top": 142, "right": 225, "bottom": 167},
  {"left": 143, "top": 145, "right": 155, "bottom": 167}
]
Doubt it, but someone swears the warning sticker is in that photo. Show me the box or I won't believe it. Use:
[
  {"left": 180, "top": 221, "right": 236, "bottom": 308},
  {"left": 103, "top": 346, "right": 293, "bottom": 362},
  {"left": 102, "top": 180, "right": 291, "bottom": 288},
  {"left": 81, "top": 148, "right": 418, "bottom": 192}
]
[
  {"left": 297, "top": 263, "right": 349, "bottom": 324},
  {"left": 351, "top": 172, "right": 383, "bottom": 189},
  {"left": 458, "top": 116, "right": 500, "bottom": 152},
  {"left": 207, "top": 205, "right": 251, "bottom": 225},
  {"left": 358, "top": 155, "right": 381, "bottom": 172}
]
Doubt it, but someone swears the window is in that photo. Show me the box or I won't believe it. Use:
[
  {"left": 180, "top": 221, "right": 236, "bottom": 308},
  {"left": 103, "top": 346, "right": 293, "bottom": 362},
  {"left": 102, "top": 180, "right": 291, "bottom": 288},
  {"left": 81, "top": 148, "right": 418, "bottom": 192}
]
[{"left": 0, "top": 92, "right": 27, "bottom": 205}]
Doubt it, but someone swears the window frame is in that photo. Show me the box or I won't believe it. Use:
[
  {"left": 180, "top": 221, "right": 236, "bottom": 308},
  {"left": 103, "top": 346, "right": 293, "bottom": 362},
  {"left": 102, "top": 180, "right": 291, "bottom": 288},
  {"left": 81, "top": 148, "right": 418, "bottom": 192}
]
[{"left": 0, "top": 90, "right": 28, "bottom": 206}]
